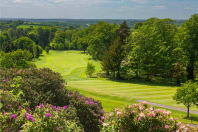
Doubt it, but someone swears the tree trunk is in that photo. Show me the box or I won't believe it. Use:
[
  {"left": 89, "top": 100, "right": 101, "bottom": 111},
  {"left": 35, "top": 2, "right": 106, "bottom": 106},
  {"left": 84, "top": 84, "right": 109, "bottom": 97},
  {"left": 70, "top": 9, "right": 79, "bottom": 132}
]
[
  {"left": 187, "top": 65, "right": 194, "bottom": 81},
  {"left": 116, "top": 66, "right": 121, "bottom": 80},
  {"left": 176, "top": 78, "right": 181, "bottom": 86},
  {"left": 116, "top": 70, "right": 120, "bottom": 80},
  {"left": 187, "top": 104, "right": 190, "bottom": 118},
  {"left": 106, "top": 71, "right": 110, "bottom": 76},
  {"left": 187, "top": 56, "right": 195, "bottom": 81}
]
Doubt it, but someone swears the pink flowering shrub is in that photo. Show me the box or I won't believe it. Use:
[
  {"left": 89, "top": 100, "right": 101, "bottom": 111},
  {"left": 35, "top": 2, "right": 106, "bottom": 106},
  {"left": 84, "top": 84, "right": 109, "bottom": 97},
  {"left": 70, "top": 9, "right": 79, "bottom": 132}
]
[
  {"left": 0, "top": 104, "right": 84, "bottom": 131},
  {"left": 22, "top": 104, "right": 83, "bottom": 131},
  {"left": 102, "top": 103, "right": 195, "bottom": 132},
  {"left": 0, "top": 68, "right": 105, "bottom": 132},
  {"left": 68, "top": 91, "right": 104, "bottom": 132},
  {"left": 0, "top": 90, "right": 29, "bottom": 113}
]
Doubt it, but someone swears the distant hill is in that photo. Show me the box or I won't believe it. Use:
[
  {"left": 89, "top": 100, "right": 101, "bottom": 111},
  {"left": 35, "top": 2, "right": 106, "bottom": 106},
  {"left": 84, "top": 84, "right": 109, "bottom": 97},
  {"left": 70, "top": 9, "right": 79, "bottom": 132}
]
[{"left": 0, "top": 18, "right": 185, "bottom": 27}]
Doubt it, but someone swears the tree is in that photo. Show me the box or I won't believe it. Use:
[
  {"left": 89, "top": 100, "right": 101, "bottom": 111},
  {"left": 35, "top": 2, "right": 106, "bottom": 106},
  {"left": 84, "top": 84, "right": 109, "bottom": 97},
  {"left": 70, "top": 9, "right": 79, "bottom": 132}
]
[
  {"left": 51, "top": 31, "right": 67, "bottom": 50},
  {"left": 117, "top": 21, "right": 130, "bottom": 43},
  {"left": 37, "top": 27, "right": 50, "bottom": 48},
  {"left": 86, "top": 62, "right": 95, "bottom": 78},
  {"left": 13, "top": 37, "right": 38, "bottom": 56},
  {"left": 102, "top": 37, "right": 124, "bottom": 78},
  {"left": 178, "top": 14, "right": 198, "bottom": 80},
  {"left": 173, "top": 81, "right": 198, "bottom": 118},
  {"left": 87, "top": 22, "right": 118, "bottom": 60},
  {"left": 102, "top": 21, "right": 130, "bottom": 79},
  {"left": 128, "top": 18, "right": 178, "bottom": 80},
  {"left": 0, "top": 50, "right": 34, "bottom": 68}
]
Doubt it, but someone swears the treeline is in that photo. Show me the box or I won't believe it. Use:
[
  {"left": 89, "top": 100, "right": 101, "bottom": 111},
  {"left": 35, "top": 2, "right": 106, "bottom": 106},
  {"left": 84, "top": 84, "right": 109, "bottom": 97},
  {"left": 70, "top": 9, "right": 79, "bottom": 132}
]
[
  {"left": 0, "top": 26, "right": 57, "bottom": 58},
  {"left": 0, "top": 14, "right": 198, "bottom": 85},
  {"left": 66, "top": 14, "right": 198, "bottom": 85}
]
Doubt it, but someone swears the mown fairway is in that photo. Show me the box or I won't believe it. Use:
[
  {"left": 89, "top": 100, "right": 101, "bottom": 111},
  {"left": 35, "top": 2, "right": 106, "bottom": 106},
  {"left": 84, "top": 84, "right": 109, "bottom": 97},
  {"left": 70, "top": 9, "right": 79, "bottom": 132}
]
[{"left": 35, "top": 50, "right": 198, "bottom": 124}]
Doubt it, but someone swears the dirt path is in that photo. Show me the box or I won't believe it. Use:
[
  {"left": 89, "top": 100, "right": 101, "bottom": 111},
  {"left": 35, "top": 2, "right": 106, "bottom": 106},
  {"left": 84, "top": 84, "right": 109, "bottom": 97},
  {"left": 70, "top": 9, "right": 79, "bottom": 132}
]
[
  {"left": 137, "top": 100, "right": 198, "bottom": 127},
  {"left": 137, "top": 100, "right": 198, "bottom": 115}
]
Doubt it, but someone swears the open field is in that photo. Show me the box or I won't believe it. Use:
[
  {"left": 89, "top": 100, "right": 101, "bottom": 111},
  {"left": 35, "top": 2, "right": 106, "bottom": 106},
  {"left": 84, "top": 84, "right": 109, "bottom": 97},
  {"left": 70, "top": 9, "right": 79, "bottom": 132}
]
[{"left": 35, "top": 50, "right": 198, "bottom": 125}]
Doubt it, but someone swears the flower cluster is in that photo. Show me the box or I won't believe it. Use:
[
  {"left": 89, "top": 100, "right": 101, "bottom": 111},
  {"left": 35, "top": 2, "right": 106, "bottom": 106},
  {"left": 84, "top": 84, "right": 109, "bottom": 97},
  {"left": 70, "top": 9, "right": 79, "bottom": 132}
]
[
  {"left": 102, "top": 103, "right": 195, "bottom": 132},
  {"left": 0, "top": 103, "right": 83, "bottom": 131}
]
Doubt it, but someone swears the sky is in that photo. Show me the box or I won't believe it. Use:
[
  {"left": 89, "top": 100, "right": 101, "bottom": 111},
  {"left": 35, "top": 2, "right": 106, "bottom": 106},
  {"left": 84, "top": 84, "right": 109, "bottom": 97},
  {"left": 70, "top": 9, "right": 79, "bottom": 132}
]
[{"left": 0, "top": 0, "right": 198, "bottom": 19}]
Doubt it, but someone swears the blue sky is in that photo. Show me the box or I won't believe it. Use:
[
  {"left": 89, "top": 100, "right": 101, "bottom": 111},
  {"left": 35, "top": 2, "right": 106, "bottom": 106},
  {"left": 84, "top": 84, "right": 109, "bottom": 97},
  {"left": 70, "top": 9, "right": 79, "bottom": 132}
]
[{"left": 0, "top": 0, "right": 198, "bottom": 19}]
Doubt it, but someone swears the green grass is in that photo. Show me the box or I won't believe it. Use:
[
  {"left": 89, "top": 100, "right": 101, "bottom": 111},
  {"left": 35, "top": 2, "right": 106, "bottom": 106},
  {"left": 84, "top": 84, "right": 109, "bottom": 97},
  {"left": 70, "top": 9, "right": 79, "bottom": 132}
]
[{"left": 35, "top": 50, "right": 198, "bottom": 125}]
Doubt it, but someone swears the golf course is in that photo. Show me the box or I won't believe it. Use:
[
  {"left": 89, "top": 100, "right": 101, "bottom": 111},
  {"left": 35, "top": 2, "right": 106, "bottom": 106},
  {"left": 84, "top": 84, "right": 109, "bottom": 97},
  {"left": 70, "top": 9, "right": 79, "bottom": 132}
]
[{"left": 35, "top": 50, "right": 198, "bottom": 125}]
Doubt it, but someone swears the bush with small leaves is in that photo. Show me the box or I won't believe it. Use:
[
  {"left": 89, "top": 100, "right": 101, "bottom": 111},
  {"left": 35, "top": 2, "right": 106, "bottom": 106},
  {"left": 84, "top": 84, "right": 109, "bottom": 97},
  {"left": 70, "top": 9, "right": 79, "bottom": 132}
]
[
  {"left": 0, "top": 104, "right": 83, "bottom": 132},
  {"left": 102, "top": 103, "right": 194, "bottom": 132},
  {"left": 68, "top": 91, "right": 104, "bottom": 132},
  {"left": 0, "top": 68, "right": 69, "bottom": 109}
]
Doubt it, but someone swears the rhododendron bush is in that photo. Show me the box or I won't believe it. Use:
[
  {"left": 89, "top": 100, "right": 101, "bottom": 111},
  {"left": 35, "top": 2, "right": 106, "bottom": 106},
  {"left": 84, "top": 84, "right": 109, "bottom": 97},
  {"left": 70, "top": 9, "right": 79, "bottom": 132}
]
[
  {"left": 102, "top": 103, "right": 195, "bottom": 132},
  {"left": 0, "top": 103, "right": 83, "bottom": 131},
  {"left": 0, "top": 68, "right": 104, "bottom": 131}
]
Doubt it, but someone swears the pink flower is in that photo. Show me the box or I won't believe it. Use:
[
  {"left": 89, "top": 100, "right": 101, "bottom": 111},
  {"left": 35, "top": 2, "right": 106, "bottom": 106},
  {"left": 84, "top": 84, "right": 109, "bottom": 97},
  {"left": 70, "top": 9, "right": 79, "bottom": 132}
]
[
  {"left": 27, "top": 114, "right": 33, "bottom": 120},
  {"left": 103, "top": 123, "right": 108, "bottom": 127},
  {"left": 85, "top": 100, "right": 89, "bottom": 104},
  {"left": 165, "top": 125, "right": 169, "bottom": 129},
  {"left": 141, "top": 101, "right": 147, "bottom": 105},
  {"left": 132, "top": 110, "right": 136, "bottom": 113},
  {"left": 155, "top": 109, "right": 161, "bottom": 113},
  {"left": 149, "top": 107, "right": 153, "bottom": 111},
  {"left": 139, "top": 106, "right": 143, "bottom": 111},
  {"left": 26, "top": 108, "right": 30, "bottom": 112},
  {"left": 64, "top": 106, "right": 68, "bottom": 109},
  {"left": 45, "top": 113, "right": 51, "bottom": 118},
  {"left": 116, "top": 111, "right": 122, "bottom": 116},
  {"left": 39, "top": 104, "right": 44, "bottom": 108},
  {"left": 101, "top": 116, "right": 105, "bottom": 121},
  {"left": 11, "top": 114, "right": 17, "bottom": 119},
  {"left": 148, "top": 112, "right": 155, "bottom": 117},
  {"left": 56, "top": 106, "right": 61, "bottom": 111},
  {"left": 139, "top": 112, "right": 145, "bottom": 118},
  {"left": 18, "top": 106, "right": 22, "bottom": 109},
  {"left": 177, "top": 122, "right": 182, "bottom": 126}
]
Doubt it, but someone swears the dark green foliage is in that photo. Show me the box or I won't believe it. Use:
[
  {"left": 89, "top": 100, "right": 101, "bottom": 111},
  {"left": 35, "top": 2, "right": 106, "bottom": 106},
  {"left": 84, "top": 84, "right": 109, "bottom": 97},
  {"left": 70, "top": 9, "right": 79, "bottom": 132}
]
[
  {"left": 87, "top": 22, "right": 118, "bottom": 60},
  {"left": 68, "top": 91, "right": 104, "bottom": 132},
  {"left": 45, "top": 46, "right": 50, "bottom": 54},
  {"left": 51, "top": 31, "right": 67, "bottom": 50},
  {"left": 127, "top": 18, "right": 178, "bottom": 80},
  {"left": 117, "top": 21, "right": 130, "bottom": 43},
  {"left": 178, "top": 14, "right": 198, "bottom": 80},
  {"left": 13, "top": 36, "right": 43, "bottom": 57},
  {"left": 37, "top": 27, "right": 51, "bottom": 48},
  {"left": 0, "top": 68, "right": 105, "bottom": 132},
  {"left": 0, "top": 68, "right": 69, "bottom": 108},
  {"left": 102, "top": 21, "right": 130, "bottom": 79},
  {"left": 0, "top": 50, "right": 34, "bottom": 68}
]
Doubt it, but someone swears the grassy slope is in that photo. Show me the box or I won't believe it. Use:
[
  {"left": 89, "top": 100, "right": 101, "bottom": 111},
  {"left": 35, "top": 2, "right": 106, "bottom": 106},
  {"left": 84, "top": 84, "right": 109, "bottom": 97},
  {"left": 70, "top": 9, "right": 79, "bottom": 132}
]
[{"left": 35, "top": 50, "right": 198, "bottom": 124}]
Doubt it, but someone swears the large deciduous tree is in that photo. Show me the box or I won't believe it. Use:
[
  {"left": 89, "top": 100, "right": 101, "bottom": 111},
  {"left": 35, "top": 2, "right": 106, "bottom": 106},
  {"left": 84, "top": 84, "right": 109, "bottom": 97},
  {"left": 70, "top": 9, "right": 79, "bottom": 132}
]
[
  {"left": 127, "top": 18, "right": 178, "bottom": 80},
  {"left": 178, "top": 14, "right": 198, "bottom": 81}
]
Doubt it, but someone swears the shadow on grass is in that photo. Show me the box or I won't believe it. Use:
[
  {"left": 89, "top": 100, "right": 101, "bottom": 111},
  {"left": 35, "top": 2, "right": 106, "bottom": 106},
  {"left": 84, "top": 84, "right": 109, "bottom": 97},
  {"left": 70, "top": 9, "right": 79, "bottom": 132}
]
[
  {"left": 188, "top": 116, "right": 198, "bottom": 124},
  {"left": 107, "top": 78, "right": 176, "bottom": 87}
]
